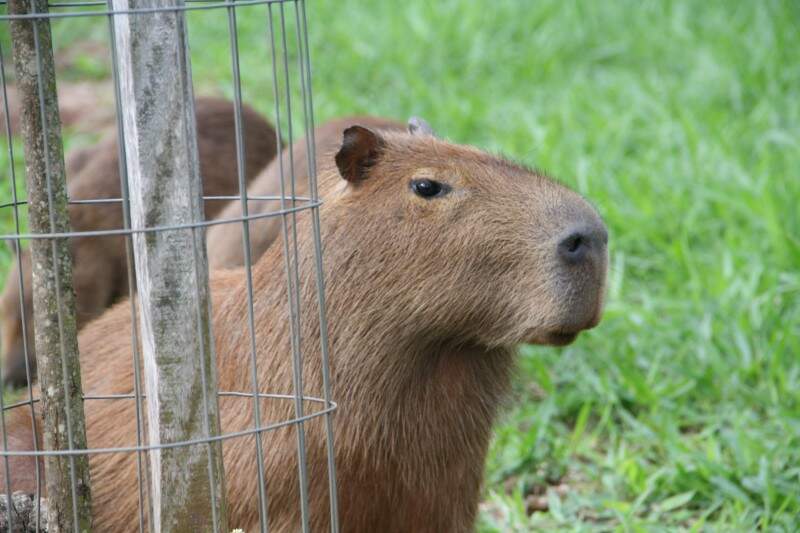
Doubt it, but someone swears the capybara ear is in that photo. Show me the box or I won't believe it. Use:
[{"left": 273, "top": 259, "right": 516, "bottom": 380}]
[
  {"left": 407, "top": 116, "right": 435, "bottom": 137},
  {"left": 335, "top": 125, "right": 386, "bottom": 183}
]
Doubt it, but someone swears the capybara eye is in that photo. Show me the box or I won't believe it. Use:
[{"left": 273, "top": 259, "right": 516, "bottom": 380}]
[{"left": 410, "top": 178, "right": 449, "bottom": 198}]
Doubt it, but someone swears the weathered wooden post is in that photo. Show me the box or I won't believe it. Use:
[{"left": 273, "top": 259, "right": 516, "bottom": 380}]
[
  {"left": 110, "top": 0, "right": 227, "bottom": 530},
  {"left": 8, "top": 0, "right": 93, "bottom": 530}
]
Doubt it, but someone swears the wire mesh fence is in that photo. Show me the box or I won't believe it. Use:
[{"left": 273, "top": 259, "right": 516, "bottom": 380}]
[{"left": 0, "top": 0, "right": 338, "bottom": 531}]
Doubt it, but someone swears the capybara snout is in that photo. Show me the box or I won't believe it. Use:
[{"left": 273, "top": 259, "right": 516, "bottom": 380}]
[
  {"left": 537, "top": 190, "right": 609, "bottom": 336},
  {"left": 548, "top": 207, "right": 608, "bottom": 343},
  {"left": 524, "top": 187, "right": 608, "bottom": 346}
]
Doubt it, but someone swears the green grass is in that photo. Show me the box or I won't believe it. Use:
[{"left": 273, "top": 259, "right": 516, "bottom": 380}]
[{"left": 2, "top": 0, "right": 800, "bottom": 530}]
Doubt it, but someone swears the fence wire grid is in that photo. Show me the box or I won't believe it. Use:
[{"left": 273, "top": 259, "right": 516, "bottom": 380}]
[{"left": 0, "top": 0, "right": 338, "bottom": 531}]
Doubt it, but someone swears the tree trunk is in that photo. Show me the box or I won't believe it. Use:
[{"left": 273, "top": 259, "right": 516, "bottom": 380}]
[
  {"left": 110, "top": 0, "right": 228, "bottom": 530},
  {"left": 8, "top": 0, "right": 93, "bottom": 531}
]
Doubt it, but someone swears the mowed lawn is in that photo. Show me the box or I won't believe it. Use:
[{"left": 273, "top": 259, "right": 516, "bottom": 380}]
[{"left": 1, "top": 0, "right": 799, "bottom": 530}]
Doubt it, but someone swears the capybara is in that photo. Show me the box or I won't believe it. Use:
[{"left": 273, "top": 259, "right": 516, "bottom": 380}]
[
  {"left": 0, "top": 81, "right": 116, "bottom": 139},
  {"left": 0, "top": 118, "right": 608, "bottom": 532},
  {"left": 0, "top": 97, "right": 280, "bottom": 387},
  {"left": 206, "top": 116, "right": 404, "bottom": 269}
]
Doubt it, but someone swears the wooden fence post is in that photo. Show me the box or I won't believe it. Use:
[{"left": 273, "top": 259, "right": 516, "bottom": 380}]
[
  {"left": 8, "top": 0, "right": 93, "bottom": 530},
  {"left": 110, "top": 1, "right": 227, "bottom": 530}
]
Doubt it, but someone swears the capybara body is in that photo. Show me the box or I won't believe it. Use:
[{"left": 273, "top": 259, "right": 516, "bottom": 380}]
[
  {"left": 1, "top": 119, "right": 608, "bottom": 531},
  {"left": 0, "top": 97, "right": 279, "bottom": 387},
  {"left": 206, "top": 116, "right": 404, "bottom": 269}
]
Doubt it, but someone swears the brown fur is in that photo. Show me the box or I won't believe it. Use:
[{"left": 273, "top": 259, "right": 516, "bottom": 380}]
[
  {"left": 0, "top": 97, "right": 280, "bottom": 387},
  {"left": 0, "top": 120, "right": 608, "bottom": 532},
  {"left": 206, "top": 116, "right": 404, "bottom": 269},
  {"left": 0, "top": 81, "right": 116, "bottom": 138}
]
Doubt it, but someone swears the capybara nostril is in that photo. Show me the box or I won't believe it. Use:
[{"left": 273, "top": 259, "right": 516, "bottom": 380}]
[
  {"left": 557, "top": 225, "right": 608, "bottom": 265},
  {"left": 558, "top": 231, "right": 590, "bottom": 264}
]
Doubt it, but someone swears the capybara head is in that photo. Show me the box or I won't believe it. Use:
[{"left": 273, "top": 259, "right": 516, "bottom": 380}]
[{"left": 327, "top": 121, "right": 608, "bottom": 350}]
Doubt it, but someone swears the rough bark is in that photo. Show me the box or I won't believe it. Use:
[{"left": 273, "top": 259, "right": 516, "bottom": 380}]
[
  {"left": 0, "top": 492, "right": 48, "bottom": 532},
  {"left": 110, "top": 0, "right": 227, "bottom": 530},
  {"left": 8, "top": 0, "right": 93, "bottom": 531}
]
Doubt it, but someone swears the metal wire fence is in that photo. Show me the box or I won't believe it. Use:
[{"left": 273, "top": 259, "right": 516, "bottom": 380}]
[{"left": 0, "top": 0, "right": 337, "bottom": 531}]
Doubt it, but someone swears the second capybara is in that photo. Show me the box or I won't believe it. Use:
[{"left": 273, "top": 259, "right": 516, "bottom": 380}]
[
  {"left": 206, "top": 116, "right": 404, "bottom": 269},
  {"left": 1, "top": 117, "right": 608, "bottom": 531},
  {"left": 0, "top": 97, "right": 280, "bottom": 387}
]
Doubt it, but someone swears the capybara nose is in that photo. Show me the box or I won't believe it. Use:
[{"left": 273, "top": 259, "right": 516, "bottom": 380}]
[{"left": 557, "top": 224, "right": 608, "bottom": 265}]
